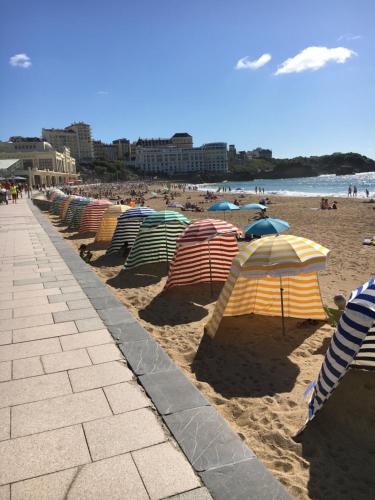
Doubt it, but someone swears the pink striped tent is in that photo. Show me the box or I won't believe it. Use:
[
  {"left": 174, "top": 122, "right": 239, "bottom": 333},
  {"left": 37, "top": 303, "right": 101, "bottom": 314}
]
[
  {"left": 79, "top": 199, "right": 112, "bottom": 234},
  {"left": 164, "top": 219, "right": 241, "bottom": 290}
]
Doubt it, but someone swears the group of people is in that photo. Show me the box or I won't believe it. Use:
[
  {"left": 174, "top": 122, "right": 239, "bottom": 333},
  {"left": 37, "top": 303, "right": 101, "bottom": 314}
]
[
  {"left": 320, "top": 198, "right": 338, "bottom": 210},
  {"left": 348, "top": 185, "right": 358, "bottom": 197},
  {"left": 255, "top": 186, "right": 265, "bottom": 194},
  {"left": 0, "top": 181, "right": 27, "bottom": 204}
]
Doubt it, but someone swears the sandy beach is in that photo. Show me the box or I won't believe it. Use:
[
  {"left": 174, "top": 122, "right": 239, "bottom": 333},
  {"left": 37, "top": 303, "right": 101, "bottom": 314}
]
[{"left": 47, "top": 187, "right": 375, "bottom": 499}]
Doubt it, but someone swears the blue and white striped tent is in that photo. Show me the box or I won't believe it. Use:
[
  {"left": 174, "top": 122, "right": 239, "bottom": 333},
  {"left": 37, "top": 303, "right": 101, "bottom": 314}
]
[
  {"left": 305, "top": 278, "right": 375, "bottom": 426},
  {"left": 106, "top": 207, "right": 156, "bottom": 256}
]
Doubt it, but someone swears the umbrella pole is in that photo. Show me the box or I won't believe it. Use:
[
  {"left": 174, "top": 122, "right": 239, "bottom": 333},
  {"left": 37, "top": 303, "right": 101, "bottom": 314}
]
[
  {"left": 208, "top": 241, "right": 213, "bottom": 297},
  {"left": 280, "top": 277, "right": 286, "bottom": 336}
]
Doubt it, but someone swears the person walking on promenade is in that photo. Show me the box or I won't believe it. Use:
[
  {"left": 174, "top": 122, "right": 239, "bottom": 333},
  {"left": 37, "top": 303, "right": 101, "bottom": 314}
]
[{"left": 10, "top": 184, "right": 17, "bottom": 204}]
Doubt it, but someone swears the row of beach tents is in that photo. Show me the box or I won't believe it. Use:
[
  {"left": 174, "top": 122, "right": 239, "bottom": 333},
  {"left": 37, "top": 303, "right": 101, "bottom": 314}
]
[{"left": 42, "top": 189, "right": 375, "bottom": 430}]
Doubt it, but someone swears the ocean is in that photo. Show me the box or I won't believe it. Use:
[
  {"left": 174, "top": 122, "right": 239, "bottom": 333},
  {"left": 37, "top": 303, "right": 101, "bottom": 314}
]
[{"left": 197, "top": 172, "right": 375, "bottom": 198}]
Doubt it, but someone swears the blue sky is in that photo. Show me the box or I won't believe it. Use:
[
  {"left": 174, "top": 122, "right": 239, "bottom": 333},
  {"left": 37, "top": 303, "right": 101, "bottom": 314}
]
[{"left": 1, "top": 0, "right": 374, "bottom": 158}]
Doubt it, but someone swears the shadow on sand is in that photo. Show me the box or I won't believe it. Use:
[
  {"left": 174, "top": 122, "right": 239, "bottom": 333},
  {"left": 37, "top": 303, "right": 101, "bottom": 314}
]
[
  {"left": 106, "top": 263, "right": 168, "bottom": 289},
  {"left": 296, "top": 369, "right": 375, "bottom": 499},
  {"left": 191, "top": 316, "right": 323, "bottom": 398}
]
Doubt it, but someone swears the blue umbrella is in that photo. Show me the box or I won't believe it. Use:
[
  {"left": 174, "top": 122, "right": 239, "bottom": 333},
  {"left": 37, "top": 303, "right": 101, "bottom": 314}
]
[
  {"left": 208, "top": 201, "right": 240, "bottom": 219},
  {"left": 240, "top": 203, "right": 266, "bottom": 210},
  {"left": 245, "top": 217, "right": 289, "bottom": 237}
]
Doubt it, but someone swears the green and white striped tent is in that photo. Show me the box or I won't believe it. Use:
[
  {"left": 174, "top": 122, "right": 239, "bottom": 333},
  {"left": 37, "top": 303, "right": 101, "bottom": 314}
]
[
  {"left": 69, "top": 198, "right": 94, "bottom": 230},
  {"left": 124, "top": 211, "right": 190, "bottom": 270}
]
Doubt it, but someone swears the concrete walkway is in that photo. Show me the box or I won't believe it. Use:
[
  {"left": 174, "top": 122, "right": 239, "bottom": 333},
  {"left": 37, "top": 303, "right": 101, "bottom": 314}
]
[{"left": 0, "top": 199, "right": 211, "bottom": 500}]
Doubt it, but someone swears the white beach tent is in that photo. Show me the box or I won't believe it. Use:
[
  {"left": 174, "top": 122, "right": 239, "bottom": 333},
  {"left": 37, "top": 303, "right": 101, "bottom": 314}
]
[{"left": 303, "top": 278, "right": 375, "bottom": 428}]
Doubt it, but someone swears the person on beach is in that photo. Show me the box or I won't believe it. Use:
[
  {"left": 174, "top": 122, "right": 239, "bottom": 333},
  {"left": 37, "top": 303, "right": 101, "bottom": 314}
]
[
  {"left": 366, "top": 188, "right": 370, "bottom": 198},
  {"left": 353, "top": 185, "right": 358, "bottom": 197},
  {"left": 10, "top": 184, "right": 17, "bottom": 204},
  {"left": 348, "top": 185, "right": 352, "bottom": 197}
]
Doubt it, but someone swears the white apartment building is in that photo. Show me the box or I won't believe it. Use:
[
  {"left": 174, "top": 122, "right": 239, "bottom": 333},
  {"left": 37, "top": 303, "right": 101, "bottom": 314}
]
[
  {"left": 42, "top": 122, "right": 94, "bottom": 161},
  {"left": 0, "top": 137, "right": 78, "bottom": 186},
  {"left": 135, "top": 142, "right": 228, "bottom": 175}
]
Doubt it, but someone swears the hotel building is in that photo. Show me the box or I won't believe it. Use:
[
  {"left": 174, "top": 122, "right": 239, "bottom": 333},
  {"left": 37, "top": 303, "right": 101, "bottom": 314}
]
[{"left": 42, "top": 122, "right": 94, "bottom": 161}]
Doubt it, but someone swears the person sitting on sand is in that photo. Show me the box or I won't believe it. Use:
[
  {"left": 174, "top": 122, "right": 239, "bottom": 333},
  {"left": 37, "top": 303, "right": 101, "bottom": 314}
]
[{"left": 331, "top": 201, "right": 338, "bottom": 209}]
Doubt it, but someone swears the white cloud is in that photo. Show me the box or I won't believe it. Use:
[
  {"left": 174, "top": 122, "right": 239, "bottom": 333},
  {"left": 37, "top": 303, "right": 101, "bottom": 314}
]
[
  {"left": 97, "top": 90, "right": 109, "bottom": 95},
  {"left": 9, "top": 53, "right": 32, "bottom": 68},
  {"left": 338, "top": 33, "right": 361, "bottom": 41},
  {"left": 235, "top": 53, "right": 271, "bottom": 70},
  {"left": 275, "top": 46, "right": 356, "bottom": 75}
]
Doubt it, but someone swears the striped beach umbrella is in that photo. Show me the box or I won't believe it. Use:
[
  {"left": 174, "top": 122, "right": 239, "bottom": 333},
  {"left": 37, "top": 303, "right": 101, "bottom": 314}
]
[
  {"left": 124, "top": 211, "right": 190, "bottom": 270},
  {"left": 106, "top": 207, "right": 155, "bottom": 256},
  {"left": 50, "top": 194, "right": 67, "bottom": 215},
  {"left": 64, "top": 197, "right": 85, "bottom": 225},
  {"left": 302, "top": 279, "right": 375, "bottom": 430},
  {"left": 206, "top": 234, "right": 329, "bottom": 338},
  {"left": 79, "top": 199, "right": 113, "bottom": 234},
  {"left": 164, "top": 219, "right": 241, "bottom": 291},
  {"left": 69, "top": 198, "right": 94, "bottom": 230},
  {"left": 95, "top": 204, "right": 130, "bottom": 244}
]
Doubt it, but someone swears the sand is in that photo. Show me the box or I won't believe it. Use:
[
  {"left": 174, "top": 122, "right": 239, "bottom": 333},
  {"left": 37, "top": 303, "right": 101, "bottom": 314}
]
[{"left": 46, "top": 188, "right": 375, "bottom": 499}]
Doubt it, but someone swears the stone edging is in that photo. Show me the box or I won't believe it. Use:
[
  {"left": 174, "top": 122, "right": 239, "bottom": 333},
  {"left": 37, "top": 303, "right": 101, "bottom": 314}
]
[{"left": 29, "top": 201, "right": 291, "bottom": 500}]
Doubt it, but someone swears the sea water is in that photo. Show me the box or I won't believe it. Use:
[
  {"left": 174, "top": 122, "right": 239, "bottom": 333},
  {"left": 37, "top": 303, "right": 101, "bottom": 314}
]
[{"left": 198, "top": 172, "right": 375, "bottom": 198}]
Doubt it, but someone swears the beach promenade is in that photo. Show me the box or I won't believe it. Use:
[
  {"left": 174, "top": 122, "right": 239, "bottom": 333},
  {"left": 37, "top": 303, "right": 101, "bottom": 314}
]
[{"left": 0, "top": 198, "right": 289, "bottom": 500}]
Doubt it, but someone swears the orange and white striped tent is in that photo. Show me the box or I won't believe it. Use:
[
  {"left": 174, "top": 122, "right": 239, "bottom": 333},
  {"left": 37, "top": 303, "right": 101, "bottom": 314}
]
[
  {"left": 79, "top": 199, "right": 112, "bottom": 234},
  {"left": 206, "top": 234, "right": 329, "bottom": 338},
  {"left": 164, "top": 219, "right": 241, "bottom": 290},
  {"left": 59, "top": 195, "right": 77, "bottom": 220},
  {"left": 95, "top": 204, "right": 130, "bottom": 243}
]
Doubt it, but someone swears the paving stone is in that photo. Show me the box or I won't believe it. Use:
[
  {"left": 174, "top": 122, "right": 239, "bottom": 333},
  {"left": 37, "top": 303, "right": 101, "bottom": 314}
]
[
  {"left": 13, "top": 260, "right": 36, "bottom": 267},
  {"left": 0, "top": 362, "right": 11, "bottom": 382},
  {"left": 200, "top": 459, "right": 291, "bottom": 500},
  {"left": 0, "top": 485, "right": 9, "bottom": 500},
  {"left": 168, "top": 487, "right": 213, "bottom": 499},
  {"left": 108, "top": 320, "right": 151, "bottom": 343},
  {"left": 13, "top": 357, "right": 44, "bottom": 379},
  {"left": 84, "top": 408, "right": 166, "bottom": 460},
  {"left": 44, "top": 280, "right": 77, "bottom": 289},
  {"left": 53, "top": 308, "right": 98, "bottom": 323},
  {"left": 69, "top": 360, "right": 133, "bottom": 392},
  {"left": 104, "top": 381, "right": 150, "bottom": 414},
  {"left": 89, "top": 294, "right": 122, "bottom": 310},
  {"left": 42, "top": 348, "right": 92, "bottom": 373},
  {"left": 0, "top": 425, "right": 90, "bottom": 486},
  {"left": 133, "top": 441, "right": 200, "bottom": 500},
  {"left": 67, "top": 298, "right": 91, "bottom": 310},
  {"left": 13, "top": 321, "right": 78, "bottom": 343},
  {"left": 164, "top": 406, "right": 254, "bottom": 472},
  {"left": 12, "top": 453, "right": 149, "bottom": 500},
  {"left": 81, "top": 286, "right": 109, "bottom": 299},
  {"left": 97, "top": 306, "right": 135, "bottom": 326},
  {"left": 60, "top": 286, "right": 84, "bottom": 294},
  {"left": 0, "top": 314, "right": 53, "bottom": 332},
  {"left": 48, "top": 291, "right": 86, "bottom": 303},
  {"left": 13, "top": 277, "right": 56, "bottom": 285},
  {"left": 13, "top": 302, "right": 68, "bottom": 318},
  {"left": 140, "top": 369, "right": 209, "bottom": 415},
  {"left": 60, "top": 329, "right": 113, "bottom": 351},
  {"left": 0, "top": 293, "right": 11, "bottom": 301},
  {"left": 0, "top": 332, "right": 11, "bottom": 346},
  {"left": 6, "top": 283, "right": 43, "bottom": 293},
  {"left": 0, "top": 409, "right": 10, "bottom": 441},
  {"left": 120, "top": 339, "right": 175, "bottom": 376},
  {"left": 0, "top": 295, "right": 48, "bottom": 310},
  {"left": 12, "top": 388, "right": 112, "bottom": 437},
  {"left": 87, "top": 343, "right": 122, "bottom": 364},
  {"left": 13, "top": 287, "right": 61, "bottom": 299},
  {"left": 0, "top": 338, "right": 61, "bottom": 363},
  {"left": 0, "top": 311, "right": 11, "bottom": 320},
  {"left": 0, "top": 372, "right": 71, "bottom": 408},
  {"left": 76, "top": 317, "right": 105, "bottom": 332}
]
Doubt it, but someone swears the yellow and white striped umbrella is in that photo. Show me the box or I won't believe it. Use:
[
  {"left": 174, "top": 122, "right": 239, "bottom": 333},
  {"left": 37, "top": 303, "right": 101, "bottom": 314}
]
[{"left": 236, "top": 234, "right": 329, "bottom": 278}]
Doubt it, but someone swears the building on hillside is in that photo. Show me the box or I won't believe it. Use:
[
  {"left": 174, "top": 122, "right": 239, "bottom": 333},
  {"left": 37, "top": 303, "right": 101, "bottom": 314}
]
[
  {"left": 112, "top": 138, "right": 130, "bottom": 160},
  {"left": 0, "top": 137, "right": 78, "bottom": 186},
  {"left": 42, "top": 122, "right": 94, "bottom": 161},
  {"left": 228, "top": 145, "right": 237, "bottom": 161},
  {"left": 135, "top": 142, "right": 228, "bottom": 175},
  {"left": 170, "top": 133, "right": 193, "bottom": 148},
  {"left": 247, "top": 147, "right": 272, "bottom": 159},
  {"left": 93, "top": 141, "right": 117, "bottom": 161}
]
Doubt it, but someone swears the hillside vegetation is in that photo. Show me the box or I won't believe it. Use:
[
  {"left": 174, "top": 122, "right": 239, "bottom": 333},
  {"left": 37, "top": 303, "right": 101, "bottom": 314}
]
[{"left": 77, "top": 153, "right": 375, "bottom": 183}]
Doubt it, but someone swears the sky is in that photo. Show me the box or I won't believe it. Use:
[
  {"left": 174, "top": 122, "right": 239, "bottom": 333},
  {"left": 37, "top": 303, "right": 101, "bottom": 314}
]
[{"left": 1, "top": 0, "right": 374, "bottom": 159}]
